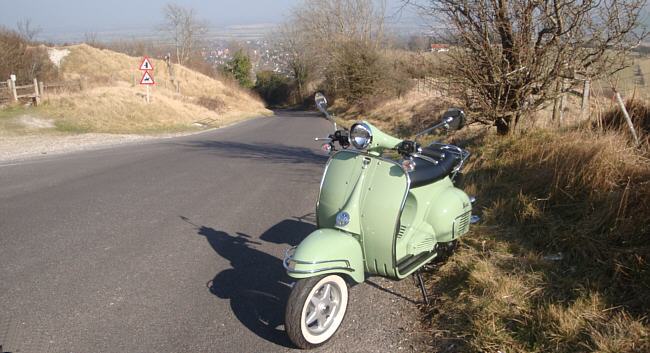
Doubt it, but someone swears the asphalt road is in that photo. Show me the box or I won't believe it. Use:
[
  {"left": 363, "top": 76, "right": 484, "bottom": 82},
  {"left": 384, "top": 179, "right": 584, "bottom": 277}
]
[{"left": 0, "top": 111, "right": 426, "bottom": 353}]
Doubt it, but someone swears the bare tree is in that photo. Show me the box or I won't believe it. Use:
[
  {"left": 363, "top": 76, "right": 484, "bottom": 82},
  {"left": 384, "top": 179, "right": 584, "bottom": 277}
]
[
  {"left": 291, "top": 0, "right": 387, "bottom": 55},
  {"left": 0, "top": 27, "right": 26, "bottom": 79},
  {"left": 161, "top": 3, "right": 208, "bottom": 66},
  {"left": 277, "top": 0, "right": 389, "bottom": 101},
  {"left": 0, "top": 27, "right": 57, "bottom": 84},
  {"left": 275, "top": 23, "right": 318, "bottom": 101},
  {"left": 16, "top": 18, "right": 41, "bottom": 42},
  {"left": 84, "top": 32, "right": 100, "bottom": 47},
  {"left": 409, "top": 0, "right": 647, "bottom": 134}
]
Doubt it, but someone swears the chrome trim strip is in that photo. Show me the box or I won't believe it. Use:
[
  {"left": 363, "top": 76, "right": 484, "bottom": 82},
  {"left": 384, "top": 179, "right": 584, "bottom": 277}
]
[
  {"left": 393, "top": 159, "right": 411, "bottom": 276},
  {"left": 315, "top": 150, "right": 341, "bottom": 227},
  {"left": 411, "top": 152, "right": 439, "bottom": 165},
  {"left": 283, "top": 247, "right": 355, "bottom": 274}
]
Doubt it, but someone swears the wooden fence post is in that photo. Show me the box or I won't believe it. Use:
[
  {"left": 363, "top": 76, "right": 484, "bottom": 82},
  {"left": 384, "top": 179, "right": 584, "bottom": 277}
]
[
  {"left": 6, "top": 79, "right": 12, "bottom": 99},
  {"left": 552, "top": 80, "right": 561, "bottom": 122},
  {"left": 33, "top": 78, "right": 40, "bottom": 106},
  {"left": 614, "top": 90, "right": 640, "bottom": 146},
  {"left": 39, "top": 81, "right": 44, "bottom": 99},
  {"left": 559, "top": 80, "right": 566, "bottom": 125},
  {"left": 581, "top": 79, "right": 590, "bottom": 120}
]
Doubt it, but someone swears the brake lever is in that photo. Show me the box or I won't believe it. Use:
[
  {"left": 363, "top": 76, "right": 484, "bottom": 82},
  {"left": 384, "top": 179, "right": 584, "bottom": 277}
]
[{"left": 397, "top": 140, "right": 419, "bottom": 157}]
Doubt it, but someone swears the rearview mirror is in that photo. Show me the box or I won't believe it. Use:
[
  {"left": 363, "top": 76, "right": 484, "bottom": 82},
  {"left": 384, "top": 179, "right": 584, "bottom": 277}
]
[
  {"left": 315, "top": 92, "right": 337, "bottom": 131},
  {"left": 315, "top": 92, "right": 328, "bottom": 114},
  {"left": 442, "top": 108, "right": 465, "bottom": 131}
]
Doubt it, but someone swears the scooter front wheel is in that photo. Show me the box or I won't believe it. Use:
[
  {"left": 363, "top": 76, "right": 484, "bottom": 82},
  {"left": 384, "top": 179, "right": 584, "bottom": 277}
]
[{"left": 285, "top": 274, "right": 349, "bottom": 349}]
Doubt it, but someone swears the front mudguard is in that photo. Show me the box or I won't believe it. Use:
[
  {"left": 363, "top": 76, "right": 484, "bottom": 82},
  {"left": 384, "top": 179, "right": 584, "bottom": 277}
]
[{"left": 283, "top": 228, "right": 365, "bottom": 284}]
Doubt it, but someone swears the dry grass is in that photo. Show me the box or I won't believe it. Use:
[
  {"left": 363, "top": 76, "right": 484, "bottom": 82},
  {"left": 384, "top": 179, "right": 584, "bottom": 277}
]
[
  {"left": 336, "top": 85, "right": 650, "bottom": 352},
  {"left": 422, "top": 127, "right": 650, "bottom": 353},
  {"left": 39, "top": 85, "right": 219, "bottom": 134},
  {"left": 328, "top": 69, "right": 650, "bottom": 353},
  {"left": 333, "top": 90, "right": 458, "bottom": 137},
  {"left": 1, "top": 44, "right": 271, "bottom": 135},
  {"left": 600, "top": 99, "right": 650, "bottom": 144}
]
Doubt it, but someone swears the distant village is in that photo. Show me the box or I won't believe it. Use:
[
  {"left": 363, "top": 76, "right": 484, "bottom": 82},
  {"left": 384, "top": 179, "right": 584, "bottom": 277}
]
[
  {"left": 200, "top": 39, "right": 292, "bottom": 75},
  {"left": 199, "top": 39, "right": 450, "bottom": 78}
]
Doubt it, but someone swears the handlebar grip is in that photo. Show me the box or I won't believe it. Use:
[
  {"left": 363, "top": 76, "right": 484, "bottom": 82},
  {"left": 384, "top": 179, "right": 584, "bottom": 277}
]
[{"left": 397, "top": 140, "right": 417, "bottom": 155}]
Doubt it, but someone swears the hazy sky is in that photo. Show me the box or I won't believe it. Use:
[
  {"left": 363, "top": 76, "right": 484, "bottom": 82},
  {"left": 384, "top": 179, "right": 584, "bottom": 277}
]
[{"left": 0, "top": 0, "right": 415, "bottom": 37}]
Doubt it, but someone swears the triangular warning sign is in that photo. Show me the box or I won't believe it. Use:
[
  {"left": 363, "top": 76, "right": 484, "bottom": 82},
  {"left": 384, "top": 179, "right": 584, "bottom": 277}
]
[
  {"left": 139, "top": 57, "right": 154, "bottom": 71},
  {"left": 140, "top": 71, "right": 155, "bottom": 85}
]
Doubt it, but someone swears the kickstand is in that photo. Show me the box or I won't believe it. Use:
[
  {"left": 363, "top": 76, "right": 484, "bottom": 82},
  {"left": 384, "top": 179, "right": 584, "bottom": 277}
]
[{"left": 416, "top": 270, "right": 430, "bottom": 306}]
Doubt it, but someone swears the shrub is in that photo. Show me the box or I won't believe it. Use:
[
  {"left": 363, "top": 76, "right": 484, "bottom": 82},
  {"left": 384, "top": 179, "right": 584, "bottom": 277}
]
[
  {"left": 323, "top": 40, "right": 414, "bottom": 106},
  {"left": 222, "top": 49, "right": 253, "bottom": 88},
  {"left": 254, "top": 71, "right": 292, "bottom": 106},
  {"left": 196, "top": 96, "right": 225, "bottom": 112},
  {"left": 0, "top": 27, "right": 58, "bottom": 84}
]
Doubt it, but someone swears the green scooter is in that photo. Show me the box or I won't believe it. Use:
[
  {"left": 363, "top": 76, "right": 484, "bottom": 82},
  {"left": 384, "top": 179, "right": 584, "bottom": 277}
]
[{"left": 283, "top": 93, "right": 477, "bottom": 349}]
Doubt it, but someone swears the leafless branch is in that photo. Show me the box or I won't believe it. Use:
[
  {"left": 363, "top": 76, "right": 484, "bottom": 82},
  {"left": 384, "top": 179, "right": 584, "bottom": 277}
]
[{"left": 409, "top": 0, "right": 648, "bottom": 134}]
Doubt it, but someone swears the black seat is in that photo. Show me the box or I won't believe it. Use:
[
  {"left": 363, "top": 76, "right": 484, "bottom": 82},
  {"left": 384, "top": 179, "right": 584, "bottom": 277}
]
[{"left": 408, "top": 147, "right": 459, "bottom": 188}]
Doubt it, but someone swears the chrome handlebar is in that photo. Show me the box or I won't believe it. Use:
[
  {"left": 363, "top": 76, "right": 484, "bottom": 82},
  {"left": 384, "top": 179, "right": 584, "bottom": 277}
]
[
  {"left": 428, "top": 142, "right": 470, "bottom": 179},
  {"left": 415, "top": 117, "right": 454, "bottom": 141}
]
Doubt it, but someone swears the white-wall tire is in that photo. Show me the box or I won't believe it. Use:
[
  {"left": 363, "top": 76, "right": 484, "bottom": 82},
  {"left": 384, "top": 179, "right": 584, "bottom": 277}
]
[{"left": 285, "top": 274, "right": 349, "bottom": 349}]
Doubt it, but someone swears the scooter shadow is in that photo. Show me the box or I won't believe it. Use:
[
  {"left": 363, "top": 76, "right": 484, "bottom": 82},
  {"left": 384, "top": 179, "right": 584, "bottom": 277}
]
[{"left": 188, "top": 217, "right": 316, "bottom": 348}]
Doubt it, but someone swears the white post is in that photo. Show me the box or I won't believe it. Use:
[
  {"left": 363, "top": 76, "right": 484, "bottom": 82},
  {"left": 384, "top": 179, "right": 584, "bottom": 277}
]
[
  {"left": 10, "top": 79, "right": 17, "bottom": 101},
  {"left": 615, "top": 91, "right": 640, "bottom": 146}
]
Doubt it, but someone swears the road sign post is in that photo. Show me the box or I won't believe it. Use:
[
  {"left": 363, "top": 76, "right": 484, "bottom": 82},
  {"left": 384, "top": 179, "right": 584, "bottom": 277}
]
[{"left": 139, "top": 57, "right": 155, "bottom": 103}]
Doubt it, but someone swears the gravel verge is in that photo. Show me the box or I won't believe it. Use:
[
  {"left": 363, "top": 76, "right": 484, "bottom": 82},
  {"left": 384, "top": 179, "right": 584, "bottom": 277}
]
[{"left": 0, "top": 131, "right": 205, "bottom": 163}]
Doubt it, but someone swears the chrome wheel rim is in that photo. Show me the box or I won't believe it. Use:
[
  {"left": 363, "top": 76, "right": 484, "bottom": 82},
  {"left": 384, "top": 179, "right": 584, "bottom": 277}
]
[{"left": 304, "top": 281, "right": 341, "bottom": 335}]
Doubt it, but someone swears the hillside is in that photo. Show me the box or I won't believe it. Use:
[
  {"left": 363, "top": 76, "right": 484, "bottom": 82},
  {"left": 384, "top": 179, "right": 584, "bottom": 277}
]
[{"left": 1, "top": 44, "right": 271, "bottom": 135}]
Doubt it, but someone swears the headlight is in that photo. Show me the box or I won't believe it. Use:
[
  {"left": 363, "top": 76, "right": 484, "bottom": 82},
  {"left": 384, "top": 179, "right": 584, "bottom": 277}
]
[{"left": 350, "top": 122, "right": 372, "bottom": 150}]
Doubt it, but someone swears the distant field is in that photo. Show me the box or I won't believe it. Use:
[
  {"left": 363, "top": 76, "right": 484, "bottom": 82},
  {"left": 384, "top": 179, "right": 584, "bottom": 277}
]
[{"left": 593, "top": 53, "right": 650, "bottom": 100}]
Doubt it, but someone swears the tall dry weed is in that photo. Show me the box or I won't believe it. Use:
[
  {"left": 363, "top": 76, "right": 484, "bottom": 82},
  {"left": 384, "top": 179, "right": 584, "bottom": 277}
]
[{"left": 423, "top": 128, "right": 650, "bottom": 352}]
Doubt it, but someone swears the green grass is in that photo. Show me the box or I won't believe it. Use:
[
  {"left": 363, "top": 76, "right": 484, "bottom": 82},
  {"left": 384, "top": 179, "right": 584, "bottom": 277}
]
[
  {"left": 0, "top": 105, "right": 50, "bottom": 135},
  {"left": 52, "top": 120, "right": 92, "bottom": 134},
  {"left": 0, "top": 105, "right": 30, "bottom": 120}
]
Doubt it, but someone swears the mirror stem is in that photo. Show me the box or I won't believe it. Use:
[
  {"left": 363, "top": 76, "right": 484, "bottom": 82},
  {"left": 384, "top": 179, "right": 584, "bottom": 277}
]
[{"left": 325, "top": 112, "right": 337, "bottom": 131}]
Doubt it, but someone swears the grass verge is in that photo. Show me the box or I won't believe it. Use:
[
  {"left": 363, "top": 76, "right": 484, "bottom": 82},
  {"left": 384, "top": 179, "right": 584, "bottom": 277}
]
[{"left": 423, "top": 128, "right": 650, "bottom": 352}]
